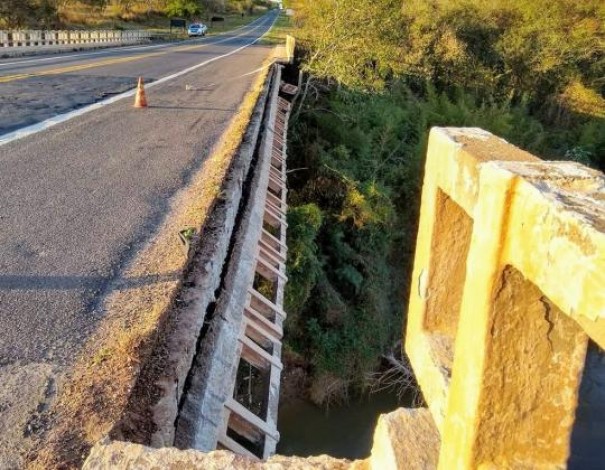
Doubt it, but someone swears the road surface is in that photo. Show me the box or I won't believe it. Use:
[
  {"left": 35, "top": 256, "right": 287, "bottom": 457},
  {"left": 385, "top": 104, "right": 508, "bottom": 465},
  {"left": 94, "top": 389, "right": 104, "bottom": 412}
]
[
  {"left": 0, "top": 10, "right": 277, "bottom": 367},
  {"left": 0, "top": 12, "right": 282, "bottom": 465}
]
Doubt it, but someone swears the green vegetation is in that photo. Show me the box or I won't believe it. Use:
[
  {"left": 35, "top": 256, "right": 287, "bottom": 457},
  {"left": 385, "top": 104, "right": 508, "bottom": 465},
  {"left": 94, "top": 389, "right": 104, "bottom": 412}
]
[
  {"left": 284, "top": 0, "right": 605, "bottom": 403},
  {"left": 0, "top": 0, "right": 276, "bottom": 29}
]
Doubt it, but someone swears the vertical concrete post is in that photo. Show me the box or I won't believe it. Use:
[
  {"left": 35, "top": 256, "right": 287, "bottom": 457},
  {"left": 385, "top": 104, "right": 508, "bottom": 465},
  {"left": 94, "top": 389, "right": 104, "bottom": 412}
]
[
  {"left": 285, "top": 35, "right": 295, "bottom": 63},
  {"left": 439, "top": 163, "right": 589, "bottom": 469}
]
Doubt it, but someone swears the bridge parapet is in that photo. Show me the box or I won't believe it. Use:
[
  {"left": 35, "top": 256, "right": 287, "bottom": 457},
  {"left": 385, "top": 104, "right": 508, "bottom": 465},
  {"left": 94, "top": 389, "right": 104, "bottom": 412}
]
[
  {"left": 0, "top": 29, "right": 151, "bottom": 52},
  {"left": 82, "top": 127, "right": 605, "bottom": 468},
  {"left": 406, "top": 127, "right": 605, "bottom": 468}
]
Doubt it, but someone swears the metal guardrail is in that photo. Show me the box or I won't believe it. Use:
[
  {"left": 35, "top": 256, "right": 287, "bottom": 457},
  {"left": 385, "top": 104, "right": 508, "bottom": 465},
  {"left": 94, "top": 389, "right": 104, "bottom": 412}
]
[{"left": 0, "top": 29, "right": 151, "bottom": 48}]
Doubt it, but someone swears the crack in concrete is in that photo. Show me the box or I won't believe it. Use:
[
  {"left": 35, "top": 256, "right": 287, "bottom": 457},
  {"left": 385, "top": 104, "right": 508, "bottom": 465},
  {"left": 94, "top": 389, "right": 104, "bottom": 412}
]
[{"left": 539, "top": 296, "right": 555, "bottom": 352}]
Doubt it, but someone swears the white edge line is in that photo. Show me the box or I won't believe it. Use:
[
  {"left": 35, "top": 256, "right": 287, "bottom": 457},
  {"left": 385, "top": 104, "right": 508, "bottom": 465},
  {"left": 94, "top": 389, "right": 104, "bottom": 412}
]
[
  {"left": 0, "top": 14, "right": 269, "bottom": 68},
  {"left": 0, "top": 13, "right": 278, "bottom": 148}
]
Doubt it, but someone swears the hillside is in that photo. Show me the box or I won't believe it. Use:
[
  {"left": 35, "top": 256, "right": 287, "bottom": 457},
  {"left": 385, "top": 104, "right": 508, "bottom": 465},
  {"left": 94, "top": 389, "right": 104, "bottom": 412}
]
[
  {"left": 0, "top": 0, "right": 274, "bottom": 30},
  {"left": 282, "top": 0, "right": 605, "bottom": 405}
]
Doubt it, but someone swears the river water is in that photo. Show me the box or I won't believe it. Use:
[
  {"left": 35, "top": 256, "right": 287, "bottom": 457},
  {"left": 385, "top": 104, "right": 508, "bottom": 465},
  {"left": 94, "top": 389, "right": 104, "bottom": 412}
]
[{"left": 276, "top": 389, "right": 411, "bottom": 460}]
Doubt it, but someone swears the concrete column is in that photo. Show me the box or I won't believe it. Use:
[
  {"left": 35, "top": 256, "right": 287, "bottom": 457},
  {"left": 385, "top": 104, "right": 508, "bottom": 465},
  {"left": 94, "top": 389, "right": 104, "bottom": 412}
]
[{"left": 406, "top": 128, "right": 605, "bottom": 469}]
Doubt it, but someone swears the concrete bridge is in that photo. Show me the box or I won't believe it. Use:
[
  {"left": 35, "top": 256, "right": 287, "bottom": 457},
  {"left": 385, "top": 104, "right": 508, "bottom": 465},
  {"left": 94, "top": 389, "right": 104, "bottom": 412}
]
[
  {"left": 3, "top": 31, "right": 601, "bottom": 464},
  {"left": 80, "top": 72, "right": 605, "bottom": 467}
]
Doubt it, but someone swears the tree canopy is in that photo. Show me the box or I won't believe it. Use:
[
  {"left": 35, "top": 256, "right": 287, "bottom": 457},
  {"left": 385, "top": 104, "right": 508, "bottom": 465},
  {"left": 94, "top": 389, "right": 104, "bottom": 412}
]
[
  {"left": 283, "top": 0, "right": 604, "bottom": 403},
  {"left": 291, "top": 0, "right": 604, "bottom": 104}
]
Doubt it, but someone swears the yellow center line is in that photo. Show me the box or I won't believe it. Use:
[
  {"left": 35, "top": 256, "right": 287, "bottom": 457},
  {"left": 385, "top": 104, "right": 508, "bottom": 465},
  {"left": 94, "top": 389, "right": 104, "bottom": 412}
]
[
  {"left": 0, "top": 50, "right": 167, "bottom": 84},
  {"left": 0, "top": 21, "right": 262, "bottom": 84}
]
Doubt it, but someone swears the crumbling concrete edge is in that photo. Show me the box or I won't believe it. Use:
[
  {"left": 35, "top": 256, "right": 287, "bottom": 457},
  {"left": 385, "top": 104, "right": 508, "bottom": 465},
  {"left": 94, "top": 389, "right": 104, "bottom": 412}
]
[
  {"left": 107, "top": 64, "right": 278, "bottom": 449},
  {"left": 174, "top": 66, "right": 283, "bottom": 452}
]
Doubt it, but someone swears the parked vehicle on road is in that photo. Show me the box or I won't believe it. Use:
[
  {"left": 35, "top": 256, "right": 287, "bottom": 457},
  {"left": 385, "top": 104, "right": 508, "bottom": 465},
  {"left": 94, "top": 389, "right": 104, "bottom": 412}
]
[{"left": 188, "top": 23, "right": 208, "bottom": 37}]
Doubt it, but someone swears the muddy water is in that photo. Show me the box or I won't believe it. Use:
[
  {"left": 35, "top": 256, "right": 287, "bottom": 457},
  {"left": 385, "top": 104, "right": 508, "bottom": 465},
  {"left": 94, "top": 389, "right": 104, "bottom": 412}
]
[
  {"left": 276, "top": 389, "right": 413, "bottom": 460},
  {"left": 276, "top": 346, "right": 605, "bottom": 465}
]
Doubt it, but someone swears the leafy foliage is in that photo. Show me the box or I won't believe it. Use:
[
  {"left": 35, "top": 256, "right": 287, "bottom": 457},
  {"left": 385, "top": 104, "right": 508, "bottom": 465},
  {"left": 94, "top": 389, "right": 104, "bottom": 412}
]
[
  {"left": 284, "top": 0, "right": 605, "bottom": 403},
  {"left": 164, "top": 0, "right": 200, "bottom": 18},
  {"left": 0, "top": 0, "right": 275, "bottom": 28},
  {"left": 0, "top": 0, "right": 59, "bottom": 28}
]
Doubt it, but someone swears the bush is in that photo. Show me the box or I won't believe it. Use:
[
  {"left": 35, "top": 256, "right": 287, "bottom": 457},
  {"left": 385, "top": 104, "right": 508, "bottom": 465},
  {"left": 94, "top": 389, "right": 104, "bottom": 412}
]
[{"left": 284, "top": 73, "right": 604, "bottom": 403}]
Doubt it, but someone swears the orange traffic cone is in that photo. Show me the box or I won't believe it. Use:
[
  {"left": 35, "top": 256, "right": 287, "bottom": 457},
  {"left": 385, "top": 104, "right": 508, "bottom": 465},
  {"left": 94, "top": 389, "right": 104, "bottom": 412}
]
[{"left": 133, "top": 77, "right": 148, "bottom": 108}]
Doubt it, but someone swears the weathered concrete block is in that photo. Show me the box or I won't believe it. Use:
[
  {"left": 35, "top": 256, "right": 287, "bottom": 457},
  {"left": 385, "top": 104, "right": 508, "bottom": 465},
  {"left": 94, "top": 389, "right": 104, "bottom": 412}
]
[
  {"left": 369, "top": 408, "right": 439, "bottom": 470},
  {"left": 406, "top": 127, "right": 605, "bottom": 469},
  {"left": 84, "top": 440, "right": 359, "bottom": 470}
]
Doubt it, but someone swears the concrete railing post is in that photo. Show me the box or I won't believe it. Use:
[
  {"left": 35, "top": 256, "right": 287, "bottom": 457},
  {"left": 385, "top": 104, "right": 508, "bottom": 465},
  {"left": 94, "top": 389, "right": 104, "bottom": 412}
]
[{"left": 406, "top": 127, "right": 605, "bottom": 469}]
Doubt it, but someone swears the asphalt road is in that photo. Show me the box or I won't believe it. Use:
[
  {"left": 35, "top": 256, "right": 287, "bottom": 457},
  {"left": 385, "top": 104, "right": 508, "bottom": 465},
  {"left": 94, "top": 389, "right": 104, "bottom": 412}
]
[
  {"left": 0, "top": 14, "right": 273, "bottom": 135},
  {"left": 0, "top": 10, "right": 278, "bottom": 367}
]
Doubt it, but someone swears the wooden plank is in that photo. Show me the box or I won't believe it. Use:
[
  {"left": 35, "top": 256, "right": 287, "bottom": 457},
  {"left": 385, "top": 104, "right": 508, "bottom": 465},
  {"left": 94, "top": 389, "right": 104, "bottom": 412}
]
[
  {"left": 218, "top": 433, "right": 259, "bottom": 460},
  {"left": 249, "top": 288, "right": 287, "bottom": 319},
  {"left": 266, "top": 191, "right": 286, "bottom": 211},
  {"left": 259, "top": 237, "right": 286, "bottom": 263},
  {"left": 270, "top": 165, "right": 288, "bottom": 181},
  {"left": 256, "top": 260, "right": 280, "bottom": 286},
  {"left": 240, "top": 333, "right": 283, "bottom": 371},
  {"left": 243, "top": 322, "right": 273, "bottom": 352},
  {"left": 267, "top": 181, "right": 283, "bottom": 199},
  {"left": 225, "top": 398, "right": 280, "bottom": 441},
  {"left": 245, "top": 306, "right": 283, "bottom": 338},
  {"left": 263, "top": 209, "right": 282, "bottom": 232},
  {"left": 244, "top": 316, "right": 281, "bottom": 345},
  {"left": 270, "top": 164, "right": 286, "bottom": 180},
  {"left": 258, "top": 245, "right": 285, "bottom": 272},
  {"left": 271, "top": 154, "right": 284, "bottom": 170},
  {"left": 262, "top": 229, "right": 288, "bottom": 252},
  {"left": 265, "top": 205, "right": 288, "bottom": 228},
  {"left": 266, "top": 197, "right": 287, "bottom": 217},
  {"left": 257, "top": 256, "right": 288, "bottom": 283}
]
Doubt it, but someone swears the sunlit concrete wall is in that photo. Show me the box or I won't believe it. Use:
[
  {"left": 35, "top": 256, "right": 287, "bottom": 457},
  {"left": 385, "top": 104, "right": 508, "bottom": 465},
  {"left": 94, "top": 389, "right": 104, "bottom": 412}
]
[
  {"left": 84, "top": 127, "right": 605, "bottom": 468},
  {"left": 406, "top": 127, "right": 605, "bottom": 468}
]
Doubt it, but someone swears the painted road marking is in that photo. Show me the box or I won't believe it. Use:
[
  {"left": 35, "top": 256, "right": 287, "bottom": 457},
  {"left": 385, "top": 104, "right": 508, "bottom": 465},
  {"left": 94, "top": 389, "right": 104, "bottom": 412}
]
[
  {"left": 0, "top": 15, "right": 268, "bottom": 69},
  {"left": 0, "top": 17, "right": 271, "bottom": 84},
  {"left": 0, "top": 13, "right": 279, "bottom": 147},
  {"left": 0, "top": 52, "right": 163, "bottom": 83}
]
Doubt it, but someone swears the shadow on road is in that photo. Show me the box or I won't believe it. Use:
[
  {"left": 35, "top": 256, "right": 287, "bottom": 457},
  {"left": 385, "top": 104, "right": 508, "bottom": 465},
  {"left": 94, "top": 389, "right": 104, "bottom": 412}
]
[{"left": 0, "top": 271, "right": 180, "bottom": 290}]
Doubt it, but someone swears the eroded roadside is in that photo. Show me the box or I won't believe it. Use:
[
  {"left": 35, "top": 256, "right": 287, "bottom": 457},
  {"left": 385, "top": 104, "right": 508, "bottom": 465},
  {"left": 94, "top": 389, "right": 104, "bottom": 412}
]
[{"left": 22, "top": 53, "right": 280, "bottom": 470}]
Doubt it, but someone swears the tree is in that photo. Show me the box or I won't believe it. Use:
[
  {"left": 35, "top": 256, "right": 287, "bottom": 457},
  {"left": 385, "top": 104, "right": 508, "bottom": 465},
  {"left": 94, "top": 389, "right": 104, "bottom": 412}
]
[
  {"left": 0, "top": 0, "right": 58, "bottom": 28},
  {"left": 164, "top": 0, "right": 201, "bottom": 18}
]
